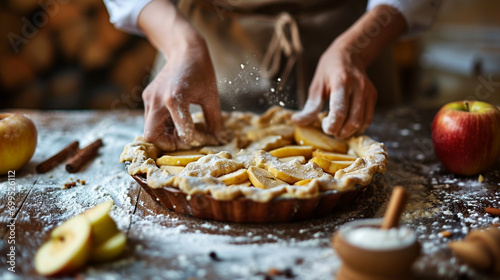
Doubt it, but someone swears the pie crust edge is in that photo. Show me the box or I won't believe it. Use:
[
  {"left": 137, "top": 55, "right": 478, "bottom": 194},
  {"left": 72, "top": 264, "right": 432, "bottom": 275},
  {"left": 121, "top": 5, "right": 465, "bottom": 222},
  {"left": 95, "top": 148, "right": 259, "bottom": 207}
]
[{"left": 120, "top": 108, "right": 388, "bottom": 203}]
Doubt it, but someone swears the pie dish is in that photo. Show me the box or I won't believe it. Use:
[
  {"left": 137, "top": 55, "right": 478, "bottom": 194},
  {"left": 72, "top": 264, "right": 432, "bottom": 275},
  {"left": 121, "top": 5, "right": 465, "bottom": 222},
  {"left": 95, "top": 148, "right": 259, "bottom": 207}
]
[{"left": 121, "top": 107, "right": 388, "bottom": 222}]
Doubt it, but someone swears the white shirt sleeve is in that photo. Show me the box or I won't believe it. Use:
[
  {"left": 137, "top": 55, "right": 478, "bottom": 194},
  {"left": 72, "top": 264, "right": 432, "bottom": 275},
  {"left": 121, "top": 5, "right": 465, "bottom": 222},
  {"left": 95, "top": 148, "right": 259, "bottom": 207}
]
[
  {"left": 103, "top": 0, "right": 154, "bottom": 35},
  {"left": 367, "top": 0, "right": 443, "bottom": 37},
  {"left": 105, "top": 0, "right": 442, "bottom": 37}
]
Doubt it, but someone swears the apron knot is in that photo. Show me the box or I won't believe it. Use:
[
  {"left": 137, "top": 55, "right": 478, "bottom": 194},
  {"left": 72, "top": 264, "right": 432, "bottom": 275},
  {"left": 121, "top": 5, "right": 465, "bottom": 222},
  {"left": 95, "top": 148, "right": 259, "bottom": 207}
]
[{"left": 261, "top": 12, "right": 304, "bottom": 100}]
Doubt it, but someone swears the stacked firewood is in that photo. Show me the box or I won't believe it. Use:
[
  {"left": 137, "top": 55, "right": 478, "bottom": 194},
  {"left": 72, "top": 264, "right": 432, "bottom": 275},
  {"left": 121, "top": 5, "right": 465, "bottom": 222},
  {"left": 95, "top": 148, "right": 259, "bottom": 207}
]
[{"left": 0, "top": 0, "right": 157, "bottom": 109}]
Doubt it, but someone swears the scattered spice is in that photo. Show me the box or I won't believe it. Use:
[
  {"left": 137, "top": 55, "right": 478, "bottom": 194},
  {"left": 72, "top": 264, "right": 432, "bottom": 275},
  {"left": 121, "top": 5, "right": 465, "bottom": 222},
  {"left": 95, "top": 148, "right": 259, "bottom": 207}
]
[
  {"left": 62, "top": 182, "right": 77, "bottom": 189},
  {"left": 268, "top": 268, "right": 280, "bottom": 276},
  {"left": 265, "top": 267, "right": 295, "bottom": 278},
  {"left": 283, "top": 268, "right": 294, "bottom": 278},
  {"left": 208, "top": 251, "right": 220, "bottom": 261},
  {"left": 478, "top": 174, "right": 485, "bottom": 183},
  {"left": 440, "top": 231, "right": 453, "bottom": 238},
  {"left": 75, "top": 179, "right": 86, "bottom": 185},
  {"left": 485, "top": 207, "right": 500, "bottom": 216},
  {"left": 62, "top": 178, "right": 86, "bottom": 189},
  {"left": 295, "top": 258, "right": 304, "bottom": 265}
]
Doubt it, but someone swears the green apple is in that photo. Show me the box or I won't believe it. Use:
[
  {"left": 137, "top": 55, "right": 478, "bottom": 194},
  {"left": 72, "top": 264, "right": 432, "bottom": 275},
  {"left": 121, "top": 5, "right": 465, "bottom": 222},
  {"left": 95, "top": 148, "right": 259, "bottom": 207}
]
[
  {"left": 0, "top": 112, "right": 37, "bottom": 175},
  {"left": 34, "top": 215, "right": 92, "bottom": 276},
  {"left": 81, "top": 200, "right": 119, "bottom": 246},
  {"left": 83, "top": 200, "right": 127, "bottom": 262},
  {"left": 35, "top": 200, "right": 128, "bottom": 276},
  {"left": 90, "top": 232, "right": 127, "bottom": 262}
]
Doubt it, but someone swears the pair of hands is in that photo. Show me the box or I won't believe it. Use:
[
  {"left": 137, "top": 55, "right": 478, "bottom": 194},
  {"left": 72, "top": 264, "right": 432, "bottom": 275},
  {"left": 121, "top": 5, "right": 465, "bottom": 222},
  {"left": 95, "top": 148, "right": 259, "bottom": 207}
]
[
  {"left": 139, "top": 1, "right": 407, "bottom": 151},
  {"left": 143, "top": 39, "right": 377, "bottom": 151}
]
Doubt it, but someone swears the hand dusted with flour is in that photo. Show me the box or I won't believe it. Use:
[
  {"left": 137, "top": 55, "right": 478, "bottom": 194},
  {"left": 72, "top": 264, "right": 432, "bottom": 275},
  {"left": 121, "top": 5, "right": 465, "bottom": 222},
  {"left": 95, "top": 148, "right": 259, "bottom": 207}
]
[
  {"left": 292, "top": 5, "right": 407, "bottom": 139},
  {"left": 138, "top": 0, "right": 226, "bottom": 152}
]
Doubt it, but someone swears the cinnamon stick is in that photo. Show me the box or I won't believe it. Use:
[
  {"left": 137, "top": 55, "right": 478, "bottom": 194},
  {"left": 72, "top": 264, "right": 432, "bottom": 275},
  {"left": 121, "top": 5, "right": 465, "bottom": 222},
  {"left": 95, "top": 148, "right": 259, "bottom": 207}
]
[
  {"left": 381, "top": 186, "right": 408, "bottom": 229},
  {"left": 36, "top": 141, "right": 79, "bottom": 173},
  {"left": 485, "top": 207, "right": 500, "bottom": 216},
  {"left": 65, "top": 139, "right": 103, "bottom": 173}
]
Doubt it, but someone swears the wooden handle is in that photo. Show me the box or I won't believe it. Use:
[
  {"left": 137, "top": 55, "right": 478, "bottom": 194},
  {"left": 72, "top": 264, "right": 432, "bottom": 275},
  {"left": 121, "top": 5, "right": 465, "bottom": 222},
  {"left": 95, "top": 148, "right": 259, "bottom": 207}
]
[
  {"left": 485, "top": 207, "right": 500, "bottom": 216},
  {"left": 381, "top": 186, "right": 408, "bottom": 229}
]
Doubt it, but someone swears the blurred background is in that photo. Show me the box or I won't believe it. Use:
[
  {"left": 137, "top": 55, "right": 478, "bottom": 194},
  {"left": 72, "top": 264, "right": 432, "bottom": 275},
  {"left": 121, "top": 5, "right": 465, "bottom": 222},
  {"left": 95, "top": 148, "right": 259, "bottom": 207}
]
[
  {"left": 404, "top": 0, "right": 500, "bottom": 108},
  {"left": 0, "top": 0, "right": 499, "bottom": 110},
  {"left": 0, "top": 0, "right": 156, "bottom": 110}
]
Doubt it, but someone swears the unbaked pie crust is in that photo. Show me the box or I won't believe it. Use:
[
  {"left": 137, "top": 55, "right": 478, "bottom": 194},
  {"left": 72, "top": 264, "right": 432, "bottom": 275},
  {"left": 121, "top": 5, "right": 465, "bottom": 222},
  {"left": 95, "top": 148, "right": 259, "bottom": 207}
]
[{"left": 121, "top": 107, "right": 388, "bottom": 203}]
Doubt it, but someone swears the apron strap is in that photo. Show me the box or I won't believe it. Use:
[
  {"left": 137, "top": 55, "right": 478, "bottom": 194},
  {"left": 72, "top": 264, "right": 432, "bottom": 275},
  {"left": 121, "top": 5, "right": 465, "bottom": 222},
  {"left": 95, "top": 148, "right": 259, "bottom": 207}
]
[
  {"left": 260, "top": 12, "right": 306, "bottom": 105},
  {"left": 179, "top": 0, "right": 314, "bottom": 107}
]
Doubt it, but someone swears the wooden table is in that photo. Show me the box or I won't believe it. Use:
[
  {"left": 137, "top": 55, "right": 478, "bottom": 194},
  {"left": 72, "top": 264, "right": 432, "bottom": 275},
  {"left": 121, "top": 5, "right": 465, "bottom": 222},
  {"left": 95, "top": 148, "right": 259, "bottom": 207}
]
[{"left": 1, "top": 108, "right": 499, "bottom": 280}]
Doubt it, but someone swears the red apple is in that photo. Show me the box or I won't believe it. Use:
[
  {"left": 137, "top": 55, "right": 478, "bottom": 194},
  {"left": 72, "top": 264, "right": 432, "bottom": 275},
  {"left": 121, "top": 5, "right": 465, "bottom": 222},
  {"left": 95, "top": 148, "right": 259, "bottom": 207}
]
[
  {"left": 0, "top": 112, "right": 38, "bottom": 175},
  {"left": 432, "top": 100, "right": 500, "bottom": 176}
]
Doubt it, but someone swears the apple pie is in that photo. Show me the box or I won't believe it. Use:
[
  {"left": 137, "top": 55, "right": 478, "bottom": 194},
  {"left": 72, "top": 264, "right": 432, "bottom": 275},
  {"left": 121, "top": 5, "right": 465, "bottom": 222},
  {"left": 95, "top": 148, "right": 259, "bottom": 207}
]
[{"left": 121, "top": 107, "right": 388, "bottom": 221}]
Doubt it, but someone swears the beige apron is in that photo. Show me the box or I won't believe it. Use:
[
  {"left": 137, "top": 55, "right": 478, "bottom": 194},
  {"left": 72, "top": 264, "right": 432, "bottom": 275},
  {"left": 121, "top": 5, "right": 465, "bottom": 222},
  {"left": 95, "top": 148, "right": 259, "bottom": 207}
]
[{"left": 156, "top": 0, "right": 400, "bottom": 113}]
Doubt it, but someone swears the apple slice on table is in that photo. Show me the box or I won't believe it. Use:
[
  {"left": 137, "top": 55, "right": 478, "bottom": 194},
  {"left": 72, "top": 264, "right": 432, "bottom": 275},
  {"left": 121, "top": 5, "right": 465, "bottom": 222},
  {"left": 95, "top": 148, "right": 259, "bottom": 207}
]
[
  {"left": 35, "top": 200, "right": 127, "bottom": 276},
  {"left": 35, "top": 215, "right": 92, "bottom": 276},
  {"left": 90, "top": 232, "right": 127, "bottom": 262},
  {"left": 81, "top": 200, "right": 120, "bottom": 246},
  {"left": 82, "top": 200, "right": 127, "bottom": 262}
]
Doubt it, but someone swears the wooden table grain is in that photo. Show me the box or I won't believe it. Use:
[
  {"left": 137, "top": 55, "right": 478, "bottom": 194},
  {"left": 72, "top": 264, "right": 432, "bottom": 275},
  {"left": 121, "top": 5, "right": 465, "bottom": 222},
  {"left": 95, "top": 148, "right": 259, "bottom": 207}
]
[{"left": 1, "top": 108, "right": 499, "bottom": 280}]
